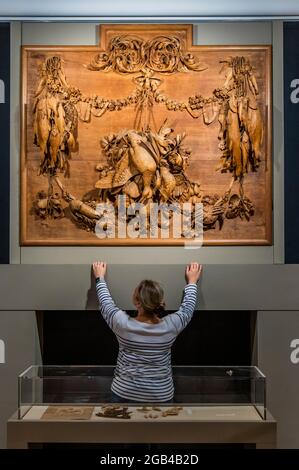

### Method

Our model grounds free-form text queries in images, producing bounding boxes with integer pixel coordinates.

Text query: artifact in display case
[41,405,94,420]
[21,24,272,246]
[18,365,266,421]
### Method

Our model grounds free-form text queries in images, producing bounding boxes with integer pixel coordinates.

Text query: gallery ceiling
[1,0,299,21]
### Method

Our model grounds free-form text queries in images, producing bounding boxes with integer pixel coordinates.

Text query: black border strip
[0,23,10,264]
[284,22,299,263]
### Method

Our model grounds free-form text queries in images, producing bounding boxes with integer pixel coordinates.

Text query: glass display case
[18,365,266,421]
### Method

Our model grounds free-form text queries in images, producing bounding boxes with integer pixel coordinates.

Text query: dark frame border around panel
[284,22,299,263]
[0,23,10,264]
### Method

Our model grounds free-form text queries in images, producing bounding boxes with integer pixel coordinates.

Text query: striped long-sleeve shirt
[95,278,198,402]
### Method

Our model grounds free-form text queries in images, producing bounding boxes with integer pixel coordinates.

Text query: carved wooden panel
[21,25,272,245]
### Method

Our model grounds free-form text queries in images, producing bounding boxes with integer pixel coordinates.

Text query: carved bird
[127,131,157,201]
[159,165,176,201]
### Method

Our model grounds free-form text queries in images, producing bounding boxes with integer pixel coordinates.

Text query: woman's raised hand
[185,262,202,284]
[93,261,107,279]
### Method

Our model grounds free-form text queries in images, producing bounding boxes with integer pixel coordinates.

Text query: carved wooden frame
[20,24,272,246]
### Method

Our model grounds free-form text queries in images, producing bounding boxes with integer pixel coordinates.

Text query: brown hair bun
[136,280,165,317]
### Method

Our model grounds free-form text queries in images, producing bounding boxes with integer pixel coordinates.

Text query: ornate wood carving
[21,25,272,245]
